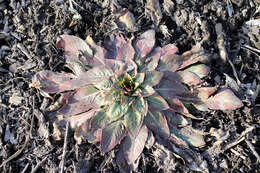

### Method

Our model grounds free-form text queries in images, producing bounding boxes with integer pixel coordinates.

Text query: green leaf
[101,120,126,152]
[124,107,143,138]
[146,93,169,111]
[122,125,148,164]
[163,110,189,127]
[104,89,121,102]
[94,77,113,90]
[132,97,148,115]
[170,126,205,147]
[142,71,163,87]
[134,73,145,89]
[144,111,170,138]
[107,101,128,121]
[91,111,110,129]
[87,66,113,80]
[140,85,155,97]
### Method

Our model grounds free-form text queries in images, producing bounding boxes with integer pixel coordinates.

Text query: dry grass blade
[60,121,70,173]
[223,126,254,151]
[245,140,260,163]
[31,156,48,173]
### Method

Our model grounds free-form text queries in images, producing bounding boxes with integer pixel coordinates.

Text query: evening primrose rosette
[31,30,243,172]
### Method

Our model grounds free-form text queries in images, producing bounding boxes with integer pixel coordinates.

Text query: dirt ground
[0,0,260,172]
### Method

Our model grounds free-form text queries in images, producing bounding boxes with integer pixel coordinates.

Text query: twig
[20,163,30,173]
[0,96,35,168]
[245,140,260,163]
[17,43,32,59]
[60,121,69,173]
[242,45,260,54]
[223,136,245,151]
[98,154,113,171]
[227,58,241,86]
[31,156,48,173]
[230,149,246,160]
[223,126,254,151]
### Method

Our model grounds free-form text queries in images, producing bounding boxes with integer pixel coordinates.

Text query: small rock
[219,159,228,169]
[9,93,23,106]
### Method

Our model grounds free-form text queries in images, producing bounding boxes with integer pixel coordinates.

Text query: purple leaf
[207,89,243,110]
[59,85,101,116]
[145,130,155,149]
[184,64,210,78]
[142,71,163,87]
[56,35,93,58]
[123,125,148,164]
[132,97,148,115]
[139,47,162,72]
[104,35,135,61]
[66,109,98,129]
[31,70,81,93]
[191,87,218,111]
[104,59,125,73]
[146,93,169,111]
[63,52,86,76]
[57,35,105,68]
[156,72,187,99]
[180,46,211,70]
[122,60,138,75]
[101,120,126,153]
[75,121,102,144]
[161,44,179,56]
[145,111,170,138]
[134,30,155,59]
[168,97,189,115]
[85,66,113,80]
[196,87,217,101]
[157,44,183,72]
[177,71,203,86]
[116,146,132,173]
[85,35,106,66]
[169,133,189,148]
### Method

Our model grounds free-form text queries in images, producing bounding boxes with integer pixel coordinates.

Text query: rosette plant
[31,30,243,171]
